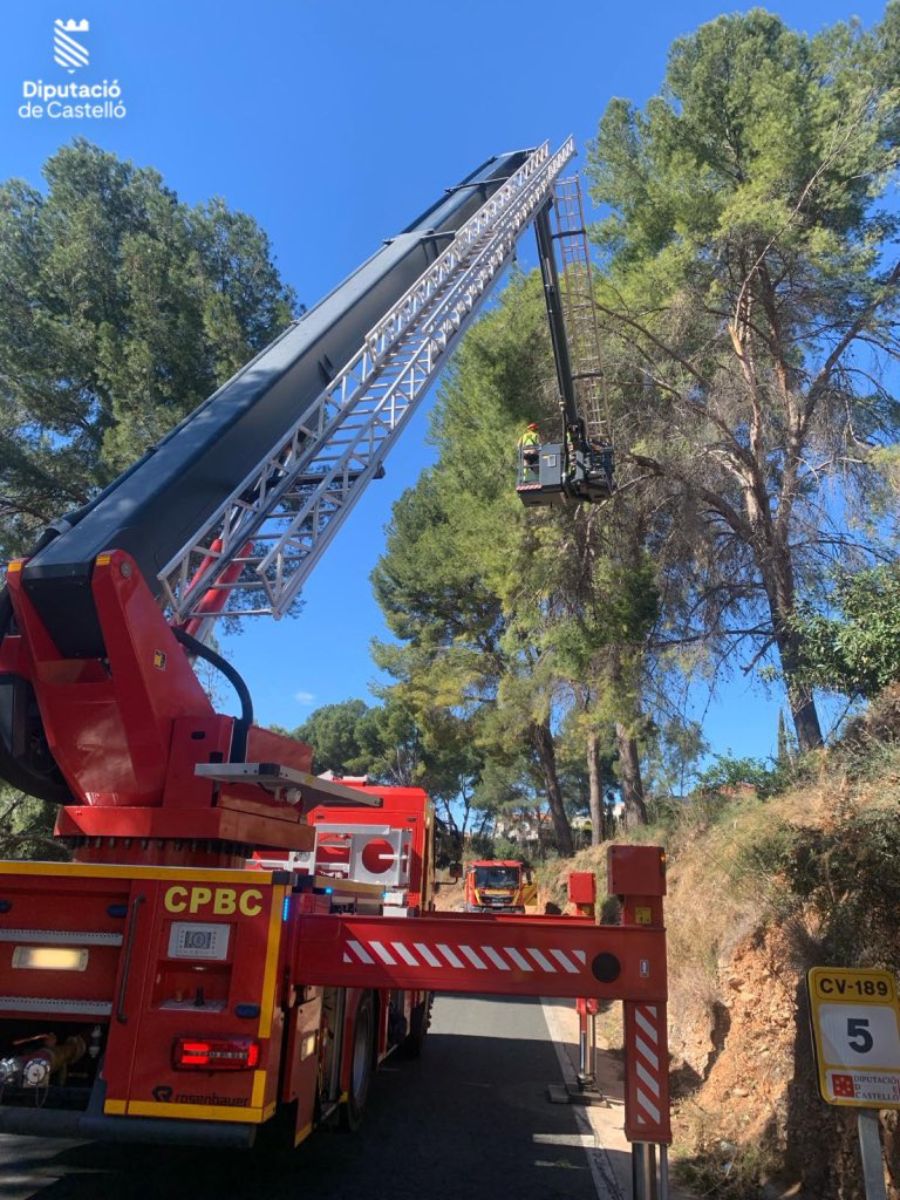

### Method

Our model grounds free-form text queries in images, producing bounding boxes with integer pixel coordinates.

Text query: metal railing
[159,138,576,631]
[552,176,608,443]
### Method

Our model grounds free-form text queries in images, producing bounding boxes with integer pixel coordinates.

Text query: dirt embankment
[432,878,465,911]
[541,695,900,1198]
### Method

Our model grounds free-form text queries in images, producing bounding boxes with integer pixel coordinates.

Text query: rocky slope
[543,693,900,1198]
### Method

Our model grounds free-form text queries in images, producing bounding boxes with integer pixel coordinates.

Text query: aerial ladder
[0,140,669,1181]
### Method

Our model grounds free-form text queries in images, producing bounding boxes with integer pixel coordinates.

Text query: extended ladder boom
[21,141,575,656]
[0,138,583,819]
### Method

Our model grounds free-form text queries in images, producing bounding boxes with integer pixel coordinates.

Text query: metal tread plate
[0,996,113,1015]
[0,929,123,946]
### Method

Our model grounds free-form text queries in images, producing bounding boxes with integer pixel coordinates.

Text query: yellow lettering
[239,890,263,917]
[163,884,264,917]
[189,887,212,914]
[213,889,236,915]
[164,885,188,913]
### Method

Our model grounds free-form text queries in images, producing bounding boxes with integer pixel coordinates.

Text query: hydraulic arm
[516,192,615,507]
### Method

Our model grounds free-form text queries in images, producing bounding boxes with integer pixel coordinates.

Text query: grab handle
[116,893,146,1024]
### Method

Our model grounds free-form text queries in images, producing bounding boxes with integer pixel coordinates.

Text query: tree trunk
[774,622,823,752]
[586,730,605,846]
[529,721,575,857]
[615,723,648,828]
[532,805,545,859]
[759,541,824,752]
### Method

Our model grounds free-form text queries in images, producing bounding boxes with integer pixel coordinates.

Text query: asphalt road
[0,996,628,1200]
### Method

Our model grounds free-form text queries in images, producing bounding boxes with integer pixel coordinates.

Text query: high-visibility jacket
[518,429,540,448]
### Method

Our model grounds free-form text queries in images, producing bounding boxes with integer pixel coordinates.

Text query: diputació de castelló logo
[53,18,90,73]
[19,18,127,121]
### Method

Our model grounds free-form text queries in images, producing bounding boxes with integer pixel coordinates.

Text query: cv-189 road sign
[807,967,900,1108]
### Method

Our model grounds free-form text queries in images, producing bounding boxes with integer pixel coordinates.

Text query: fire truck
[464,860,533,914]
[0,139,671,1157]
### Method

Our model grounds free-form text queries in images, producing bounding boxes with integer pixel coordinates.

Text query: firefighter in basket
[517,422,541,482]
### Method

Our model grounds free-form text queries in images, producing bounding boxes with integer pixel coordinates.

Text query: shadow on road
[1,997,631,1200]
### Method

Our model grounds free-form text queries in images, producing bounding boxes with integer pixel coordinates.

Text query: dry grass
[536,732,900,1197]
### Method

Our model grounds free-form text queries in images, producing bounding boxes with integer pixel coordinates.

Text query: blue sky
[1,0,885,763]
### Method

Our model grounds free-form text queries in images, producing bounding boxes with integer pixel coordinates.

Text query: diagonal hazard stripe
[636,1061,660,1097]
[347,939,374,964]
[526,948,556,973]
[550,948,580,974]
[635,1006,659,1043]
[481,946,511,971]
[635,1035,659,1071]
[340,939,592,975]
[413,941,440,967]
[391,942,418,966]
[637,1088,661,1124]
[459,945,487,970]
[437,943,463,968]
[369,940,396,966]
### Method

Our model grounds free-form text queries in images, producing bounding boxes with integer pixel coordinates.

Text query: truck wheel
[340,992,374,1132]
[400,993,433,1059]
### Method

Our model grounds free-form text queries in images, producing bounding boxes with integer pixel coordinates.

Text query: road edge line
[541,997,626,1200]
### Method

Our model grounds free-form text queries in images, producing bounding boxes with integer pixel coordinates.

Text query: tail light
[173,1037,259,1070]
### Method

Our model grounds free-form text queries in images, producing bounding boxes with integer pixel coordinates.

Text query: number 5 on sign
[807,968,900,1108]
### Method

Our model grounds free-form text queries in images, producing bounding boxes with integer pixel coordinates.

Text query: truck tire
[339,992,374,1132]
[400,993,433,1059]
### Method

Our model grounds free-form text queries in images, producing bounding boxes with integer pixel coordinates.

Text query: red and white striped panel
[293,912,667,1001]
[343,936,587,977]
[624,1001,671,1144]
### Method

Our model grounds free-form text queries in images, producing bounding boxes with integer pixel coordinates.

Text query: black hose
[171,628,253,764]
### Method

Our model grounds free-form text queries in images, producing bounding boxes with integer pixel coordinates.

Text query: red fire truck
[0,140,671,1154]
[464,860,531,914]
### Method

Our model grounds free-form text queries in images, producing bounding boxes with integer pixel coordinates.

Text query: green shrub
[783,809,900,968]
[644,795,682,831]
[731,821,798,889]
[695,754,791,800]
[792,565,900,699]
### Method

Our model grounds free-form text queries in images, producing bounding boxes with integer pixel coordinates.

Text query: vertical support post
[659,1144,670,1200]
[623,1001,671,1143]
[575,997,598,1088]
[608,845,671,1147]
[632,1143,658,1200]
[857,1111,888,1200]
[577,1000,590,1084]
[569,871,599,1091]
[587,1009,597,1084]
